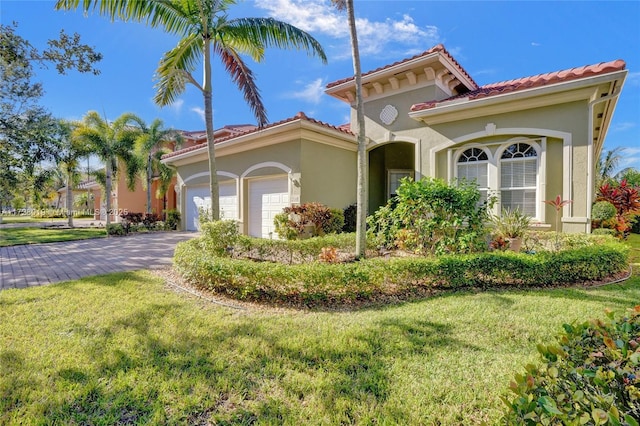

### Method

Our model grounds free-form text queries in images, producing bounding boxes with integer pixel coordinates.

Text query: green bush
[106,223,125,236]
[200,220,239,256]
[342,203,357,233]
[367,177,491,255]
[274,202,345,240]
[164,209,180,230]
[174,237,629,307]
[501,306,640,425]
[593,228,617,236]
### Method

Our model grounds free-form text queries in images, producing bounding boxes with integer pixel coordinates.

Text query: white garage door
[249,177,289,238]
[185,182,237,231]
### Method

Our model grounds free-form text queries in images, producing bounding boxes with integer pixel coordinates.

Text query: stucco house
[163,44,627,235]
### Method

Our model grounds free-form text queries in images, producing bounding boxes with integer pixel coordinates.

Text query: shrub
[200,220,239,257]
[491,207,532,239]
[174,236,629,307]
[597,180,640,234]
[342,203,357,233]
[592,201,617,225]
[274,202,344,240]
[593,228,616,236]
[367,177,491,255]
[142,213,162,229]
[106,223,125,236]
[501,306,640,425]
[165,209,180,230]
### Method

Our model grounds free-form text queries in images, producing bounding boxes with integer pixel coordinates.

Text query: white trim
[183,170,238,185]
[241,161,292,178]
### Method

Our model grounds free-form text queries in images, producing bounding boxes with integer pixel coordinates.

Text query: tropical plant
[131,117,180,214]
[55,0,327,222]
[367,177,490,255]
[54,120,90,227]
[543,195,573,251]
[591,200,617,230]
[596,146,624,187]
[491,207,531,239]
[73,111,142,228]
[332,0,367,259]
[597,179,640,235]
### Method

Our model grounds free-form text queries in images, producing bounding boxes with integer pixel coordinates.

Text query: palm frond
[215,44,267,127]
[225,17,327,64]
[154,33,201,105]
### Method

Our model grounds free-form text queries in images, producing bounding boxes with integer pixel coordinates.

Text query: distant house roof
[162,112,353,160]
[410,59,626,112]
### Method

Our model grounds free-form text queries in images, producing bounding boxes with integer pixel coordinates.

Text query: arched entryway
[368,142,415,214]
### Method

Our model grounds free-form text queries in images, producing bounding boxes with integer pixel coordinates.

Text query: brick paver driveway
[0,232,196,290]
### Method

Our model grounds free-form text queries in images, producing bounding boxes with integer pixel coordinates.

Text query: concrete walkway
[0,232,196,290]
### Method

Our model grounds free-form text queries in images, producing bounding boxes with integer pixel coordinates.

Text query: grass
[0,216,59,224]
[1,240,639,424]
[0,227,106,247]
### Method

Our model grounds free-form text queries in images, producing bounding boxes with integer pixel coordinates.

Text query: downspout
[587,87,621,226]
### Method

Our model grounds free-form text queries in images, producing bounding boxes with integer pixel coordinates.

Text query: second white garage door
[248,177,289,238]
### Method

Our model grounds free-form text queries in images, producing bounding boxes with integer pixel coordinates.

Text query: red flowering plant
[596,180,640,236]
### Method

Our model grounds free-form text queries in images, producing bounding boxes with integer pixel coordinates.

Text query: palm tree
[73,111,141,228]
[55,0,327,220]
[596,146,624,187]
[332,0,367,258]
[131,118,181,215]
[54,119,89,227]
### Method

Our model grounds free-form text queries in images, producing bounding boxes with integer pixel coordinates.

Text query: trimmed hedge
[501,306,640,425]
[173,238,629,307]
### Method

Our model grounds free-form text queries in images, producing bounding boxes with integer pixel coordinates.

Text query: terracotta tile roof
[162,112,354,160]
[410,59,626,112]
[326,44,478,89]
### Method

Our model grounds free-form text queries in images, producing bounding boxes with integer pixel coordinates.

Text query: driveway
[0,232,196,290]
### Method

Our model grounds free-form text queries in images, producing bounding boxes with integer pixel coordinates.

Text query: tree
[596,146,624,187]
[332,0,367,258]
[132,118,181,215]
[55,0,327,220]
[73,111,141,228]
[54,120,90,227]
[0,22,101,219]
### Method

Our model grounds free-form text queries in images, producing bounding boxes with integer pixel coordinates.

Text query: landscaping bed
[174,230,630,308]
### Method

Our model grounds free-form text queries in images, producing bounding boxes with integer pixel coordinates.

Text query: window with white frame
[499,143,537,216]
[457,147,489,204]
[388,169,414,198]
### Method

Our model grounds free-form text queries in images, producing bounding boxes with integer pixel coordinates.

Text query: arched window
[500,143,537,216]
[457,147,489,203]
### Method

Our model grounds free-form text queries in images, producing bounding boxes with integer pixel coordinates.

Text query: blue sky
[3,0,639,170]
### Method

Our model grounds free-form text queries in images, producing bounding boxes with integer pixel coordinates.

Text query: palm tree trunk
[66,167,74,228]
[105,160,112,229]
[346,0,367,259]
[147,154,153,214]
[203,36,220,221]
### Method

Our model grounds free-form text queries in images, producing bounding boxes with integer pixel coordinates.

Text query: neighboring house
[163,44,627,235]
[55,180,100,212]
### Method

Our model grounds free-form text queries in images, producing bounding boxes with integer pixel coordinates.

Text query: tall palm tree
[55,0,327,220]
[596,146,624,187]
[73,111,141,228]
[131,118,181,215]
[333,0,367,258]
[54,119,89,227]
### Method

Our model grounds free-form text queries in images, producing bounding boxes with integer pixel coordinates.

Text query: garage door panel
[186,183,237,231]
[249,177,289,238]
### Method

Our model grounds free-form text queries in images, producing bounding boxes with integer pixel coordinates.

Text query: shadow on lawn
[36,302,475,424]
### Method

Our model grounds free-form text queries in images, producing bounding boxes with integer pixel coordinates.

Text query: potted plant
[490,207,531,252]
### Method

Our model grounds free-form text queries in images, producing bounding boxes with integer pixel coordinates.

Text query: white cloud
[531,42,541,47]
[622,147,640,156]
[612,121,636,132]
[627,71,640,86]
[168,98,184,113]
[254,0,441,58]
[191,106,205,123]
[283,78,325,104]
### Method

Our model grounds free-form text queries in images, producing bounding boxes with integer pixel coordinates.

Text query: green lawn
[0,216,59,224]
[1,261,639,424]
[0,227,106,247]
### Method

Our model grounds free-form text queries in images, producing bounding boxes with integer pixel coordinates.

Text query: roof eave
[409,70,628,123]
